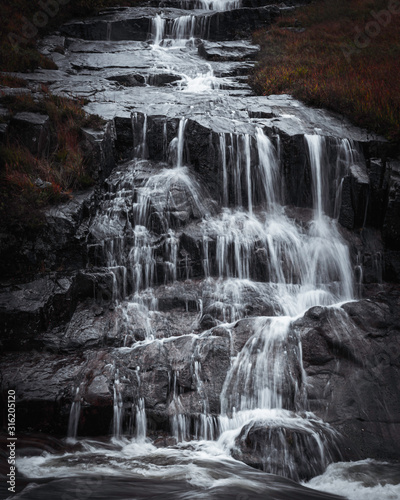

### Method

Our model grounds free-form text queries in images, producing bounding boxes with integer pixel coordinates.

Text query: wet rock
[0,351,86,434]
[81,121,117,182]
[198,41,259,61]
[107,74,146,87]
[9,112,50,157]
[339,163,370,230]
[60,6,280,42]
[232,415,341,481]
[296,298,400,461]
[0,275,76,350]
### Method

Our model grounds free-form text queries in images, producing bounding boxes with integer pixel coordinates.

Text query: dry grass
[250,0,400,141]
[0,90,106,230]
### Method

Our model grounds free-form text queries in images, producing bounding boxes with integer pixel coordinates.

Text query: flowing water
[8,1,400,499]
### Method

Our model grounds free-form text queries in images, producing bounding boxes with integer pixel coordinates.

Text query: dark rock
[383,160,400,250]
[297,299,400,461]
[232,415,341,481]
[81,121,117,182]
[106,74,145,86]
[198,41,259,61]
[0,275,76,350]
[339,163,369,230]
[9,112,50,157]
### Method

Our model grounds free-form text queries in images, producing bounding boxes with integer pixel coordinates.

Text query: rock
[60,7,279,42]
[232,414,341,481]
[198,41,259,61]
[339,163,370,230]
[35,178,52,189]
[296,299,400,461]
[0,275,76,350]
[106,74,145,87]
[81,121,116,182]
[9,112,50,157]
[383,160,400,250]
[0,123,8,143]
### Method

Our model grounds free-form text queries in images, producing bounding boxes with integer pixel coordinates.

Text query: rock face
[9,112,50,157]
[298,298,400,461]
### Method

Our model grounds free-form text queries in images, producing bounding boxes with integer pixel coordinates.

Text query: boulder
[9,112,50,157]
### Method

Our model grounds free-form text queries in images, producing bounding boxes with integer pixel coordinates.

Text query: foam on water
[305,460,400,500]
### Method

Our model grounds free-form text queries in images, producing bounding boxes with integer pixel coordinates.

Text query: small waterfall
[198,0,241,9]
[256,127,280,208]
[135,398,147,441]
[305,134,326,221]
[132,113,148,159]
[220,317,302,415]
[177,117,187,168]
[67,387,81,440]
[171,15,196,41]
[217,316,340,481]
[219,133,228,206]
[134,367,147,441]
[151,14,166,45]
[244,134,252,215]
[113,370,124,439]
[170,370,189,441]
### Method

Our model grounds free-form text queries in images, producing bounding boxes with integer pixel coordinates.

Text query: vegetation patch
[250,0,400,141]
[0,89,106,233]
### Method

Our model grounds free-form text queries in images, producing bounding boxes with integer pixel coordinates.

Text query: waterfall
[305,134,326,221]
[67,387,81,440]
[135,398,147,441]
[151,14,166,45]
[256,127,280,208]
[219,133,228,206]
[177,117,187,169]
[113,370,124,439]
[171,15,196,41]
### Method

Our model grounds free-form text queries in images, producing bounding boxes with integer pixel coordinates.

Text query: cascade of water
[219,133,228,206]
[220,316,303,415]
[135,398,147,441]
[171,15,196,41]
[256,127,280,208]
[151,14,166,45]
[198,0,241,10]
[305,134,326,221]
[177,117,187,168]
[67,387,81,440]
[244,134,252,215]
[132,113,148,159]
[134,367,147,441]
[233,134,243,207]
[113,370,124,439]
[170,370,189,441]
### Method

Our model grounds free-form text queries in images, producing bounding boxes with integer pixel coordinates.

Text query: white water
[305,460,400,500]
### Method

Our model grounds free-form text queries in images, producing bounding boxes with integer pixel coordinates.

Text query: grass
[0,89,107,232]
[250,0,400,142]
